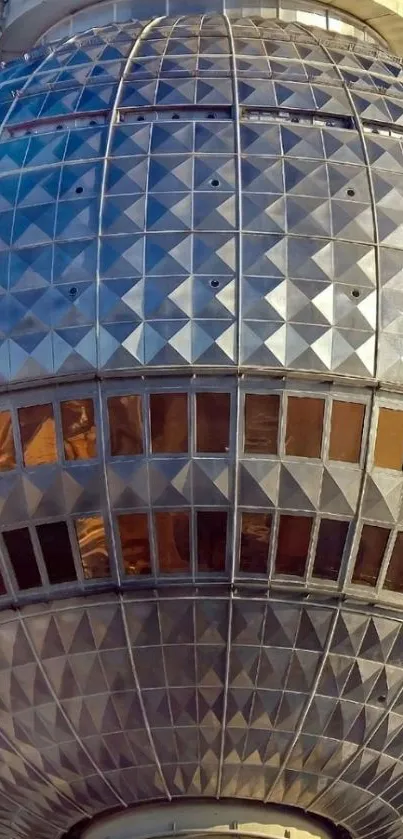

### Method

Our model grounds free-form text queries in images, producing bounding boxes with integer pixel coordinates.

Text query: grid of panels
[0,594,403,839]
[0,377,402,604]
[0,16,403,380]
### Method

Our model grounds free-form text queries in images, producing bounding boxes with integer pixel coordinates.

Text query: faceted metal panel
[0,16,403,382]
[0,594,403,839]
[2,15,403,839]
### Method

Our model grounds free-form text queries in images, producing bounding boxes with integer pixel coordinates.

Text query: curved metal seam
[119,595,172,801]
[94,15,164,373]
[291,22,381,607]
[215,13,240,799]
[264,605,340,802]
[16,611,128,807]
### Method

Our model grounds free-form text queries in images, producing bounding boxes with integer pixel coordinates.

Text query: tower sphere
[1,6,403,839]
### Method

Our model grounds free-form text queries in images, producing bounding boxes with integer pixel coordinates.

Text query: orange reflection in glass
[286,397,324,458]
[313,519,349,582]
[196,393,230,452]
[197,511,227,572]
[108,394,143,456]
[384,531,403,593]
[374,408,403,470]
[18,403,58,467]
[240,512,271,573]
[75,516,110,579]
[0,411,16,471]
[150,393,188,453]
[155,511,190,573]
[276,515,312,577]
[352,524,390,587]
[118,513,151,576]
[244,394,279,454]
[61,399,96,460]
[329,401,365,463]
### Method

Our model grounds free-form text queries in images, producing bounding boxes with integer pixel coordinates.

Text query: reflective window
[150,393,188,453]
[75,516,109,579]
[374,408,403,470]
[3,527,42,591]
[155,511,190,573]
[18,403,58,467]
[329,401,365,463]
[276,515,312,576]
[197,511,227,572]
[118,513,151,575]
[108,394,143,456]
[61,399,96,460]
[313,519,349,581]
[3,528,41,590]
[239,512,271,573]
[384,531,403,593]
[244,394,279,454]
[352,524,390,587]
[0,411,16,471]
[196,392,230,453]
[37,522,77,584]
[286,397,324,458]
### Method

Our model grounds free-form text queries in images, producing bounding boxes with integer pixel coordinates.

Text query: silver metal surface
[1,14,403,839]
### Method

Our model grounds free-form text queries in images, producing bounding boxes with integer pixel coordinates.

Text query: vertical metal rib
[95,16,163,372]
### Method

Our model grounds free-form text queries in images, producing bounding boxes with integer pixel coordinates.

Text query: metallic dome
[2,13,403,839]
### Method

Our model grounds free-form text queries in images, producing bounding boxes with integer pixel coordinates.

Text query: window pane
[118,513,151,576]
[329,401,365,463]
[240,512,271,573]
[384,531,403,593]
[276,515,312,576]
[75,516,109,579]
[61,399,96,460]
[352,524,390,587]
[150,393,188,453]
[18,403,58,466]
[155,511,190,573]
[3,528,41,590]
[313,519,349,581]
[37,522,77,584]
[0,410,16,471]
[108,394,143,456]
[286,397,324,458]
[244,394,279,454]
[374,408,403,470]
[196,392,230,453]
[197,511,227,572]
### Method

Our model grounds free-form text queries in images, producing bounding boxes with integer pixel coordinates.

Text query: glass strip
[118,512,151,575]
[239,512,271,573]
[155,511,190,573]
[108,394,143,456]
[244,394,279,454]
[197,510,227,571]
[196,392,230,453]
[75,516,110,579]
[286,397,324,458]
[276,515,312,576]
[329,401,365,463]
[352,524,390,587]
[0,411,16,472]
[313,519,349,581]
[18,403,58,467]
[374,408,403,470]
[150,393,188,453]
[36,521,77,584]
[61,399,97,461]
[3,528,41,590]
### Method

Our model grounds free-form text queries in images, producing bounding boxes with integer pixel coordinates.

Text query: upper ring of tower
[0,0,402,58]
